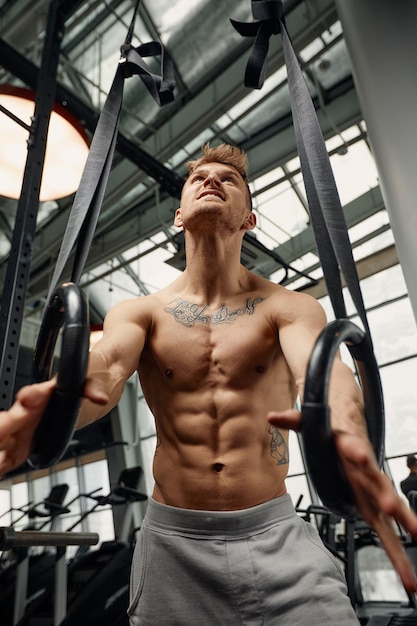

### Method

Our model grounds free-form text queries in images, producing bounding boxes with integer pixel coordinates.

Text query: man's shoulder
[105,293,162,325]
[402,473,417,489]
[243,275,325,331]
[107,281,187,319]
[259,278,323,312]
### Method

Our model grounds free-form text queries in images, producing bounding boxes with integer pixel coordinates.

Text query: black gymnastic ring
[28,283,90,469]
[300,319,385,519]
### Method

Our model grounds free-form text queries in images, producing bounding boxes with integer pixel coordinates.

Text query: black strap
[231,1,371,341]
[231,0,282,90]
[45,0,175,307]
[28,1,176,469]
[232,2,387,517]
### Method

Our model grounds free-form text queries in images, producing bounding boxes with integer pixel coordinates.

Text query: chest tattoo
[164,296,266,327]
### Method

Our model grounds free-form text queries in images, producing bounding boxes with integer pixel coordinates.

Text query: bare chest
[140,296,281,388]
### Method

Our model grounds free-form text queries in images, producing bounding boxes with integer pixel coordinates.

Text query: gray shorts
[128,495,359,625]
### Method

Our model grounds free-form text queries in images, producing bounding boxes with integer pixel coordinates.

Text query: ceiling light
[0,85,90,201]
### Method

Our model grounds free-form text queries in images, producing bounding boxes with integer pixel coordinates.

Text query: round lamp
[0,85,90,201]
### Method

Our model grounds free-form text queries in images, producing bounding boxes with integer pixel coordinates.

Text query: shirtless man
[1,144,416,625]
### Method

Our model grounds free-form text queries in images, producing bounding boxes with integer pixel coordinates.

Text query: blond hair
[186,143,253,210]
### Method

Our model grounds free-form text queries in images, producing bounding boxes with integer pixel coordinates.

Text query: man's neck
[180,233,248,303]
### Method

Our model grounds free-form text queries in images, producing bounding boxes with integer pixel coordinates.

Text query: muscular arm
[0,296,150,475]
[76,299,148,429]
[269,289,417,593]
[277,291,364,435]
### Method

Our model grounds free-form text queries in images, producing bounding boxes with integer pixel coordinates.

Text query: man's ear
[174,208,183,227]
[244,212,256,231]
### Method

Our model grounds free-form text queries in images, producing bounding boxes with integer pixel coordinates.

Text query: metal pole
[0,0,65,409]
[0,527,99,550]
[13,548,29,624]
[335,0,417,321]
[54,546,68,626]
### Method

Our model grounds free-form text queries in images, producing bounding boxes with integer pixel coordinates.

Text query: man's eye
[193,176,204,182]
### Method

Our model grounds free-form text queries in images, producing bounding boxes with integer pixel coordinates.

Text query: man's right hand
[0,380,57,476]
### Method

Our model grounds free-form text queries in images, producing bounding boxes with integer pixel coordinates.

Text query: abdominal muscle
[137,301,297,511]
[142,378,292,511]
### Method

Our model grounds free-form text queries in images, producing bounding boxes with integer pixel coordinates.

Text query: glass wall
[0,455,114,559]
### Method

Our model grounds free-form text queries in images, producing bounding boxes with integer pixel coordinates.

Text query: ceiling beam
[303,244,399,300]
[254,185,386,283]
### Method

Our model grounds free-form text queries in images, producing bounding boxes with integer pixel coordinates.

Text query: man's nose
[203,173,220,187]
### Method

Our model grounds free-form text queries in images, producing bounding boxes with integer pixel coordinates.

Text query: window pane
[360,264,408,311]
[380,358,417,457]
[255,177,308,246]
[328,140,379,206]
[52,466,80,530]
[11,482,28,527]
[82,460,112,535]
[141,436,157,497]
[88,509,115,544]
[32,475,52,507]
[84,459,110,496]
[366,299,417,365]
[288,430,304,474]
[333,264,408,319]
[386,455,414,504]
[0,487,11,526]
[285,474,311,510]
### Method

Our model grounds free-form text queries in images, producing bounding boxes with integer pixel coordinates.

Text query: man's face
[175,162,255,234]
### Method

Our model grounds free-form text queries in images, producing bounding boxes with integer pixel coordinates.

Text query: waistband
[144,494,296,538]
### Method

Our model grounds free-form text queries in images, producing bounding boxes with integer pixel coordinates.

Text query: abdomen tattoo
[267,425,289,465]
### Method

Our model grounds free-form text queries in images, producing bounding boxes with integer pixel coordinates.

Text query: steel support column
[336,0,417,322]
[0,0,65,408]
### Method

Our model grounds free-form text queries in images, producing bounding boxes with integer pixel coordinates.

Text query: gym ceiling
[0,0,393,326]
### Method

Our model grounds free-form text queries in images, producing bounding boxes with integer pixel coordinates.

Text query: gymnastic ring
[300,319,385,519]
[28,283,90,469]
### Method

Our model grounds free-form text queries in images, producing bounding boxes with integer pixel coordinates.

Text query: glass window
[53,466,80,530]
[321,264,408,321]
[287,433,312,509]
[380,358,417,458]
[84,459,111,496]
[255,177,309,247]
[10,482,29,526]
[87,509,115,544]
[288,430,304,474]
[353,230,395,263]
[328,140,379,206]
[365,299,417,365]
[285,474,311,511]
[348,211,390,248]
[0,487,11,526]
[140,436,157,497]
[387,455,414,504]
[251,166,284,194]
[360,264,408,311]
[77,459,113,537]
